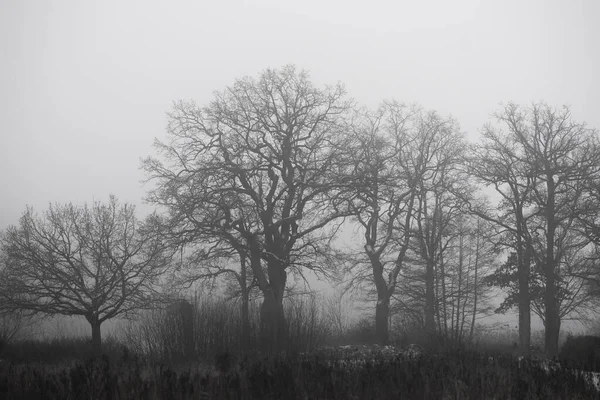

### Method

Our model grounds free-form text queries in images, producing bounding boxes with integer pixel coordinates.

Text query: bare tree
[486,243,600,333]
[467,117,538,354]
[0,196,173,355]
[143,66,352,348]
[0,309,33,350]
[438,216,496,344]
[412,122,465,343]
[573,166,600,293]
[322,287,353,338]
[393,214,495,346]
[477,103,600,356]
[342,102,462,344]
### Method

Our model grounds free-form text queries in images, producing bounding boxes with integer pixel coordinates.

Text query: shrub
[559,335,600,372]
[0,335,127,364]
[339,316,375,345]
[0,347,598,399]
[118,293,332,363]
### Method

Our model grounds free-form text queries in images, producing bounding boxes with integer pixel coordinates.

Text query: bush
[0,347,597,399]
[559,335,600,372]
[338,316,375,345]
[0,335,127,364]
[118,294,332,363]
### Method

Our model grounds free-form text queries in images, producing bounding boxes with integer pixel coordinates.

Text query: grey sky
[1,0,598,337]
[1,0,598,230]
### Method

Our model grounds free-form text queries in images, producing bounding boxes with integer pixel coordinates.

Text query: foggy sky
[1,0,599,337]
[1,0,599,230]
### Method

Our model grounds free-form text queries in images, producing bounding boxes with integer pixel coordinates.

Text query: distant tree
[395,214,496,346]
[0,196,173,355]
[0,309,32,351]
[322,288,353,338]
[485,246,600,330]
[143,65,352,349]
[411,120,466,342]
[573,168,600,294]
[436,216,497,344]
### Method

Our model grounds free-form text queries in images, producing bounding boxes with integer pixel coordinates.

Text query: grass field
[1,343,598,399]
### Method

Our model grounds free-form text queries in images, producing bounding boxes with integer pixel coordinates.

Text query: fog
[1,0,599,339]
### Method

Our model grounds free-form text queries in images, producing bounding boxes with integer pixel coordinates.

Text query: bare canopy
[0,195,173,354]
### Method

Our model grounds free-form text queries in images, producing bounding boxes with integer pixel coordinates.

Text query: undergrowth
[0,347,597,399]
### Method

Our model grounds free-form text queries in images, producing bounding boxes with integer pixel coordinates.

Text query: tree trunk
[435,260,442,336]
[375,295,390,345]
[440,246,448,338]
[450,276,456,340]
[456,234,464,343]
[545,273,560,357]
[469,233,480,342]
[545,174,560,357]
[89,316,102,357]
[260,260,287,351]
[425,259,436,342]
[260,290,286,351]
[418,190,438,346]
[369,251,391,345]
[239,252,251,351]
[518,242,531,354]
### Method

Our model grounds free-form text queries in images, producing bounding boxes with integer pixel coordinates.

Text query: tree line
[1,66,599,358]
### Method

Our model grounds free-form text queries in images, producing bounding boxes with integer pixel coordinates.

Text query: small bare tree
[0,196,173,355]
[0,309,32,351]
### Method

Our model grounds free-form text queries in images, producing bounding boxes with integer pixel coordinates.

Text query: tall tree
[467,113,538,353]
[0,196,173,355]
[343,102,462,344]
[143,66,352,348]
[478,103,600,356]
[412,120,465,342]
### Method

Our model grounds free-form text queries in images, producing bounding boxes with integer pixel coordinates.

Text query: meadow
[1,297,600,399]
[1,342,599,399]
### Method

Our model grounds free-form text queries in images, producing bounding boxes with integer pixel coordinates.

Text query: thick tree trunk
[260,291,286,351]
[260,260,287,351]
[369,252,391,345]
[375,296,390,345]
[89,317,102,357]
[244,236,287,352]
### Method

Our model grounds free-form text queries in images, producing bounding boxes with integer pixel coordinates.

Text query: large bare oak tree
[143,66,352,348]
